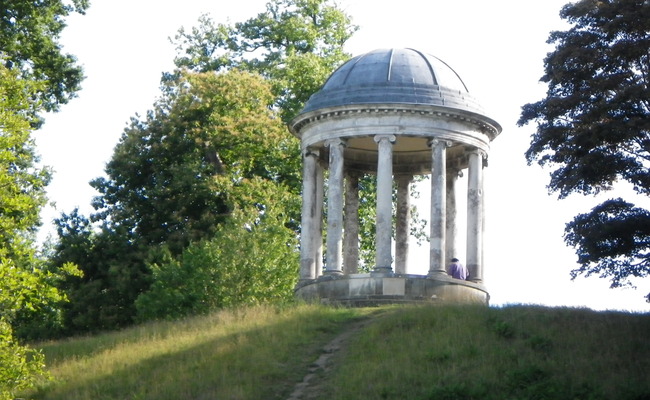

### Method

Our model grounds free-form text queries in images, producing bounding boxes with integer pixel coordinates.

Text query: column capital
[465,147,488,168]
[304,148,320,158]
[465,147,487,158]
[428,138,452,148]
[325,138,347,148]
[373,134,396,144]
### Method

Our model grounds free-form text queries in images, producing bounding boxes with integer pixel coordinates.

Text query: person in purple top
[447,258,469,280]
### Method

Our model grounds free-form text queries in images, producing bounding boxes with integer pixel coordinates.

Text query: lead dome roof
[300,48,485,115]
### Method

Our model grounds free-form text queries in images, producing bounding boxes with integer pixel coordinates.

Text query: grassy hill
[23,303,650,400]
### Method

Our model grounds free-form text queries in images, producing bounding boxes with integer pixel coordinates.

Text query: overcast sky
[34,0,650,312]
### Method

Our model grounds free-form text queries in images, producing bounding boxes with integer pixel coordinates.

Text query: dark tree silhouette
[518,0,650,301]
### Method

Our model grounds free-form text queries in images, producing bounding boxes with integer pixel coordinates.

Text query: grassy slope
[324,305,650,400]
[25,304,650,400]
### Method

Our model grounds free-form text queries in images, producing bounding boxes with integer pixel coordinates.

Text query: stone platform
[295,273,489,306]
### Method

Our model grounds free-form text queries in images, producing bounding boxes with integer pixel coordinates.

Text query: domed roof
[300,48,485,115]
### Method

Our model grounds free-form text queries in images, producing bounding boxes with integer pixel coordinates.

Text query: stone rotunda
[289,48,502,305]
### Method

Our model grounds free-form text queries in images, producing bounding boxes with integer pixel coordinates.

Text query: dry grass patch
[27,304,369,400]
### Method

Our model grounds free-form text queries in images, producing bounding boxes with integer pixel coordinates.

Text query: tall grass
[26,304,370,400]
[23,304,650,400]
[323,305,650,400]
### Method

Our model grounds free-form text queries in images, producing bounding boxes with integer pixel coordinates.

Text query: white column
[429,139,449,275]
[314,160,324,277]
[325,138,345,274]
[343,171,360,274]
[481,157,488,279]
[299,149,318,280]
[395,174,411,274]
[374,134,396,273]
[466,149,485,282]
[446,168,461,264]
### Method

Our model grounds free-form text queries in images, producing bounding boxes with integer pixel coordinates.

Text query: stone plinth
[295,273,489,306]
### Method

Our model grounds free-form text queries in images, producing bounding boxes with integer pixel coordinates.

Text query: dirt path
[285,317,373,400]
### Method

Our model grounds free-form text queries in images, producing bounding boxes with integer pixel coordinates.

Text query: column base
[295,273,490,306]
[324,269,344,276]
[371,266,393,277]
[427,270,448,277]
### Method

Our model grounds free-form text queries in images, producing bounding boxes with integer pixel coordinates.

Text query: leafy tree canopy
[518,0,650,301]
[1,0,88,116]
[0,65,49,265]
[565,198,650,293]
[170,0,357,121]
[90,69,299,253]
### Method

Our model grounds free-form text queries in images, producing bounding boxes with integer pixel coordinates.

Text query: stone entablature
[292,104,500,143]
[291,104,499,175]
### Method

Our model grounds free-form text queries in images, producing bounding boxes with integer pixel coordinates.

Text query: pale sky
[35,0,650,312]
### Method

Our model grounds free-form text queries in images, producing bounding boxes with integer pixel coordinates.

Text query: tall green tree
[53,69,302,330]
[0,66,50,397]
[1,0,87,393]
[51,0,358,330]
[0,0,88,271]
[518,0,650,301]
[49,3,431,333]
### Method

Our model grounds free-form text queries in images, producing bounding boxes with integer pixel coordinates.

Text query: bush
[136,205,298,321]
[0,319,48,400]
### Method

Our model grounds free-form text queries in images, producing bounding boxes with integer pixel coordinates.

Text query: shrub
[136,205,298,321]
